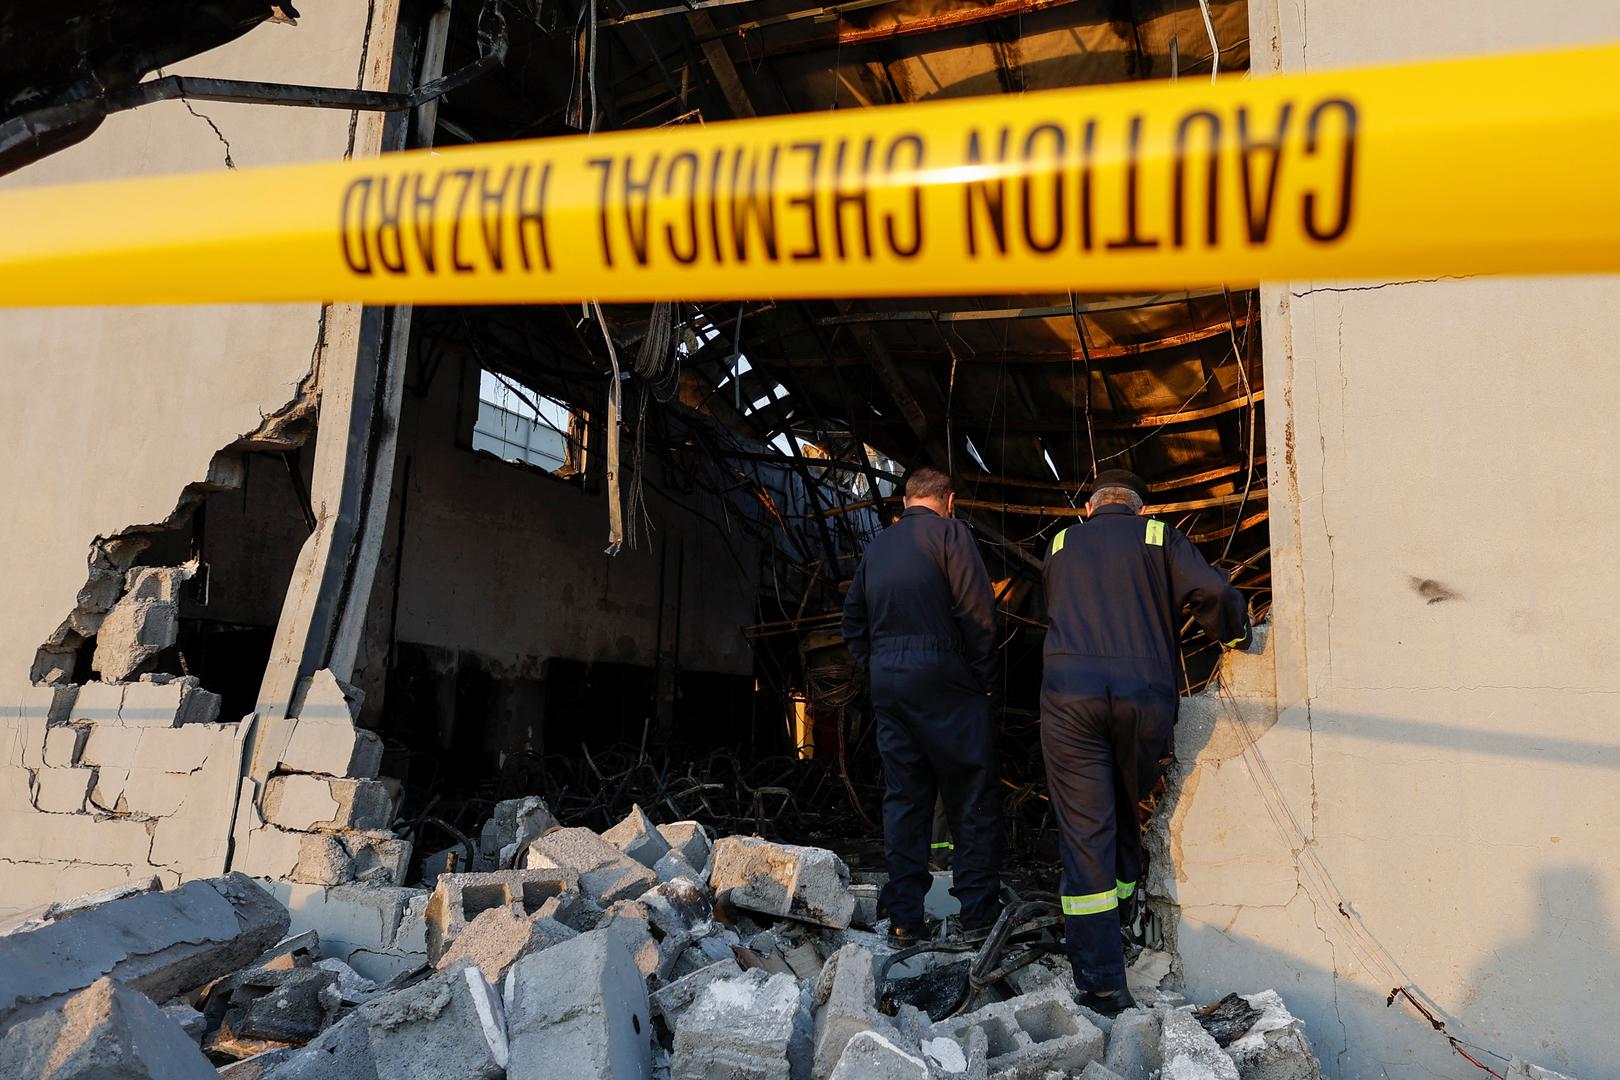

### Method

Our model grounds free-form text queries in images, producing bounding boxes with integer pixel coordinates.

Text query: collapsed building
[0,1,1616,1078]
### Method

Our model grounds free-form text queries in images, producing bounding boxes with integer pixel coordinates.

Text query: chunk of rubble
[526,826,657,907]
[505,928,653,1080]
[162,999,208,1043]
[1080,1063,1127,1080]
[829,1030,930,1080]
[600,900,664,979]
[423,868,582,961]
[1222,991,1323,1080]
[92,566,190,682]
[932,983,1105,1079]
[605,804,674,868]
[812,944,892,1077]
[672,969,804,1080]
[656,849,701,884]
[267,967,505,1080]
[477,795,558,870]
[652,957,745,1026]
[211,966,342,1049]
[1102,1008,1163,1080]
[1160,1007,1241,1080]
[262,774,395,832]
[0,977,219,1080]
[710,836,856,929]
[657,820,713,873]
[0,873,289,1028]
[436,905,579,983]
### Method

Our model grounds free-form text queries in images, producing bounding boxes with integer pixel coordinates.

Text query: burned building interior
[21,0,1266,927]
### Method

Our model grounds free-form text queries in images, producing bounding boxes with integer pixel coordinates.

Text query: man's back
[1044,505,1248,688]
[843,506,996,690]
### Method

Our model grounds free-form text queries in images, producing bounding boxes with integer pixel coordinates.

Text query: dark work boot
[1077,988,1138,1018]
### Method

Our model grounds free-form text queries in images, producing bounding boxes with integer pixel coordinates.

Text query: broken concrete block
[641,876,717,941]
[1222,992,1322,1080]
[0,872,289,1027]
[162,999,208,1043]
[506,928,653,1080]
[673,969,802,1080]
[215,967,342,1047]
[657,820,713,871]
[656,849,701,884]
[424,868,582,961]
[110,767,192,816]
[34,875,162,922]
[710,836,855,929]
[94,585,181,682]
[280,717,383,779]
[79,722,143,767]
[217,1047,297,1078]
[605,803,673,868]
[129,722,219,771]
[476,795,557,870]
[651,957,744,1025]
[281,967,506,1080]
[237,826,354,885]
[42,723,85,766]
[922,1033,979,1077]
[1160,1008,1240,1080]
[69,681,126,724]
[828,1031,929,1080]
[600,900,664,980]
[849,883,880,929]
[812,945,890,1078]
[126,565,191,603]
[0,977,219,1079]
[312,958,379,1004]
[32,765,95,812]
[342,830,411,884]
[267,882,430,984]
[526,826,657,906]
[933,984,1105,1079]
[1080,1063,1126,1080]
[263,774,394,832]
[437,904,579,983]
[1102,1009,1162,1080]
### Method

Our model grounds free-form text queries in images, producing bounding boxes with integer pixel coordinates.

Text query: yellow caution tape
[2,42,1618,307]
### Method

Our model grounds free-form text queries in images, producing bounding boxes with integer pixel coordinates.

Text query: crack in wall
[156,68,236,170]
[1290,275,1477,297]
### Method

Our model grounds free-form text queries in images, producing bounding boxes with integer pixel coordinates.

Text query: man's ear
[946,492,957,516]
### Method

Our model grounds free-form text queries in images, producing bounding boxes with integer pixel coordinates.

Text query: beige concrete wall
[1162,4,1620,1076]
[371,357,759,681]
[0,5,398,916]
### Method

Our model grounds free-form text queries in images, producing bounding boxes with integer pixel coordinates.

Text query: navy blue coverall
[842,506,1003,930]
[1041,505,1249,991]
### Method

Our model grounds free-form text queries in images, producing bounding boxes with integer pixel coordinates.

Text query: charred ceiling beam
[755,315,1253,367]
[860,388,1264,434]
[817,289,1235,325]
[817,487,1268,519]
[0,4,508,175]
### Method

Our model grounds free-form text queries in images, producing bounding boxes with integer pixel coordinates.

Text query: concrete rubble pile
[0,797,1577,1079]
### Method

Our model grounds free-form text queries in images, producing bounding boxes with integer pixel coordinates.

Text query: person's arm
[841,559,872,671]
[1165,527,1251,649]
[945,522,999,692]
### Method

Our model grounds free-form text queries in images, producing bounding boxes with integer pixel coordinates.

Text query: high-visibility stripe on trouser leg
[1061,891,1120,916]
[1115,880,1136,900]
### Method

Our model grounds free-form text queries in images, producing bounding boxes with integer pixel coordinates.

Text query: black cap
[1091,469,1148,500]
